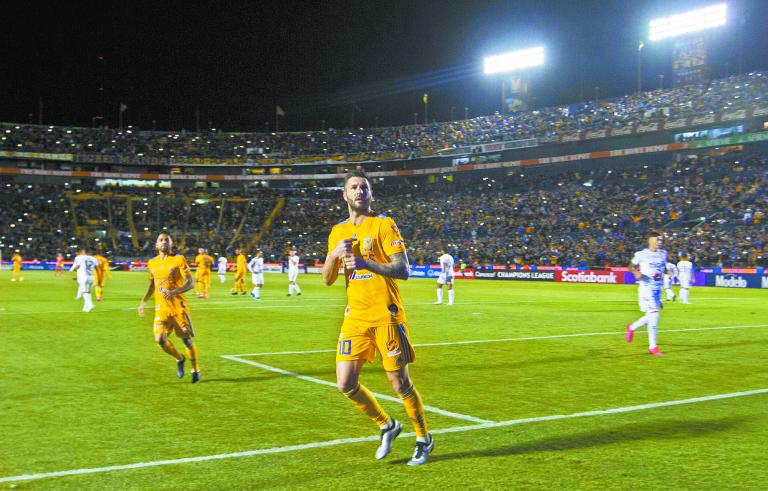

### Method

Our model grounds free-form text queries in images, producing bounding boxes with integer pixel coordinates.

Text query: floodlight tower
[483,46,544,115]
[647,3,728,87]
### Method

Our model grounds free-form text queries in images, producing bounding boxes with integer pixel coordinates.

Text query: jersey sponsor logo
[349,270,374,281]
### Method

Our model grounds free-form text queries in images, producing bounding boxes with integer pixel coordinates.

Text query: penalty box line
[221,355,493,424]
[2,388,766,484]
[227,324,768,358]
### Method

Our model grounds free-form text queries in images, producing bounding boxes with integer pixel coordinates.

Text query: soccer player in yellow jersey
[138,232,201,383]
[194,247,214,298]
[93,252,111,301]
[11,251,23,281]
[322,170,433,466]
[231,248,247,295]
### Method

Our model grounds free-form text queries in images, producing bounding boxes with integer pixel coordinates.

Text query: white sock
[288,285,294,295]
[294,284,301,294]
[630,315,647,330]
[83,293,93,310]
[436,288,443,303]
[448,290,454,305]
[666,288,675,300]
[681,289,689,303]
[253,286,260,297]
[647,311,660,349]
[75,286,83,300]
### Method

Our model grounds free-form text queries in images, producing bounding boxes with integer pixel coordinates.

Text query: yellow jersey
[327,215,407,326]
[12,254,22,270]
[94,254,110,281]
[194,254,214,275]
[147,254,191,317]
[236,254,246,274]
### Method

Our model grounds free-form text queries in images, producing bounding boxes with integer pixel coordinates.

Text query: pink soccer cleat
[648,347,663,356]
[626,324,634,343]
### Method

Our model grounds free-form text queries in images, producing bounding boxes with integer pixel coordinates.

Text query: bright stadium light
[649,3,727,41]
[483,46,544,75]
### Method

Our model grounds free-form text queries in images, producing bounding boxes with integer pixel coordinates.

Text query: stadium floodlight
[483,46,544,75]
[649,3,727,41]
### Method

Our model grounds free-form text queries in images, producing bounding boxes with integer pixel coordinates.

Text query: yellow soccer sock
[95,286,103,298]
[185,343,200,372]
[343,384,390,427]
[160,339,183,361]
[400,385,429,438]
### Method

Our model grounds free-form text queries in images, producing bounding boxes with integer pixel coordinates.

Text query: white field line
[221,355,492,424]
[227,324,768,357]
[2,388,766,484]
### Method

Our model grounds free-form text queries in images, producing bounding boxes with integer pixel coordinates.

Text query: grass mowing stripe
[222,355,493,424]
[226,324,768,357]
[2,388,765,484]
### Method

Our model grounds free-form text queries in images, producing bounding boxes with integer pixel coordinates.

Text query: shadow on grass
[389,416,754,464]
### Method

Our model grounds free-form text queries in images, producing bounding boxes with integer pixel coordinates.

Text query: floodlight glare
[483,46,544,75]
[649,3,727,41]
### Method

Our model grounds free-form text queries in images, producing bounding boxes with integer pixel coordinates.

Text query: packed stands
[2,73,767,162]
[2,152,765,268]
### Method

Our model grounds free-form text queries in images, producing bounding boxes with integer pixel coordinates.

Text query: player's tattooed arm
[165,275,194,299]
[348,251,410,280]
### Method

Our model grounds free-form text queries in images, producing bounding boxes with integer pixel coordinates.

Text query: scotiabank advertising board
[555,269,624,284]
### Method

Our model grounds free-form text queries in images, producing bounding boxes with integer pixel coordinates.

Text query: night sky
[3,0,768,132]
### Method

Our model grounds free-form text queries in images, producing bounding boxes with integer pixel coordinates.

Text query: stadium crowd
[2,73,767,161]
[2,151,766,268]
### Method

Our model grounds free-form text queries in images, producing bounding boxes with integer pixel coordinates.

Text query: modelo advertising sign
[706,273,768,289]
[555,270,624,284]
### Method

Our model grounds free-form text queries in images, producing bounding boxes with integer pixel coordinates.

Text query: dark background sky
[2,0,767,132]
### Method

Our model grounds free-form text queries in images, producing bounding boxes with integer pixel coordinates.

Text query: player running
[435,248,455,305]
[322,170,434,466]
[663,261,677,302]
[247,249,264,300]
[676,253,695,304]
[70,248,97,312]
[626,232,668,356]
[138,232,200,383]
[287,248,302,296]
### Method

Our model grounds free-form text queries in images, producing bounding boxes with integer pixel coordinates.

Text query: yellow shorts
[153,309,195,339]
[336,320,415,371]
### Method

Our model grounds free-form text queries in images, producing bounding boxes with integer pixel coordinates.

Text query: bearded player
[322,170,434,466]
[138,232,201,383]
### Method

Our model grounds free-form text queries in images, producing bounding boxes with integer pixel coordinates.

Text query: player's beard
[345,194,371,214]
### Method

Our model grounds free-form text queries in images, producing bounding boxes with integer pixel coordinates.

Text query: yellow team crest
[362,236,373,254]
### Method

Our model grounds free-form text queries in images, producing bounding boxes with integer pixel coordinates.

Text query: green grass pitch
[1,271,767,489]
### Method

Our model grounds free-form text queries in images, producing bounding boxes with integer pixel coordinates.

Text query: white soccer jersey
[437,253,455,285]
[631,248,668,286]
[288,254,300,281]
[677,260,694,288]
[663,262,677,289]
[439,254,455,276]
[70,254,97,282]
[248,256,263,274]
[217,257,228,274]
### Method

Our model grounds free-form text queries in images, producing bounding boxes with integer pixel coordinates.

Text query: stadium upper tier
[2,152,765,268]
[2,73,767,165]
